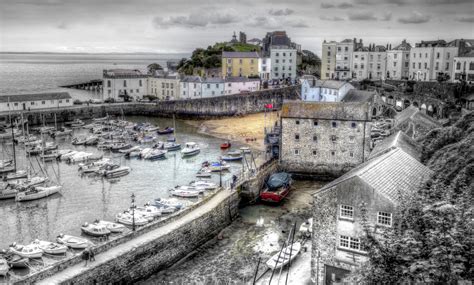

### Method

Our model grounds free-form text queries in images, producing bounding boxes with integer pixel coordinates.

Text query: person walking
[89,248,95,262]
[82,249,90,267]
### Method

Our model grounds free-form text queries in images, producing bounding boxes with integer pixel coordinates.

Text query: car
[73,99,83,105]
[104,98,115,103]
[90,99,102,104]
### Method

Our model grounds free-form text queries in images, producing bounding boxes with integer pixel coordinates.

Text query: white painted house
[201,78,225,98]
[180,76,202,99]
[224,77,260,95]
[258,57,271,80]
[300,78,354,102]
[270,47,297,80]
[102,69,148,101]
[0,92,73,112]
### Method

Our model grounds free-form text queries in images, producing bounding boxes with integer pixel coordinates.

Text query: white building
[180,76,202,100]
[351,45,387,81]
[386,40,411,80]
[102,69,147,101]
[201,78,225,98]
[224,77,260,95]
[321,41,337,80]
[258,57,271,80]
[147,73,180,100]
[335,39,355,80]
[0,92,73,112]
[409,40,458,82]
[270,47,297,80]
[300,78,354,102]
[453,50,474,82]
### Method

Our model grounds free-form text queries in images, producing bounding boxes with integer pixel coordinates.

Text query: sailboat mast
[11,120,16,173]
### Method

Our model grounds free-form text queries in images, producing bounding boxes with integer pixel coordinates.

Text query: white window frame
[294,149,300,156]
[339,235,361,251]
[339,205,354,219]
[377,211,392,227]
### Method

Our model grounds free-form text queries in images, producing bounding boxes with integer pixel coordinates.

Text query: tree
[299,50,321,77]
[147,63,163,75]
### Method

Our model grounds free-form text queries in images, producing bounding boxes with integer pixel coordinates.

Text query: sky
[0,0,473,56]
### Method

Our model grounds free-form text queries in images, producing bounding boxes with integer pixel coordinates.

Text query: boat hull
[259,187,290,203]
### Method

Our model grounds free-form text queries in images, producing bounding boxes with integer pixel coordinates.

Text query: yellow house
[222,51,260,78]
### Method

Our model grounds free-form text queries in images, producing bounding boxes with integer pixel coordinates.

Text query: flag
[264,103,273,109]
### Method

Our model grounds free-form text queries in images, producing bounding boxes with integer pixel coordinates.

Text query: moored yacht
[181,142,200,157]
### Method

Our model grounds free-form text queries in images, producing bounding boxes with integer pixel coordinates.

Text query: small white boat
[152,197,186,210]
[60,150,78,161]
[67,152,93,163]
[81,222,111,237]
[56,234,91,249]
[93,220,126,233]
[104,166,130,178]
[190,180,218,190]
[163,142,181,151]
[139,148,153,158]
[181,142,200,157]
[135,206,162,218]
[144,149,167,160]
[115,212,149,226]
[266,242,302,270]
[169,188,201,198]
[0,257,8,276]
[32,239,68,255]
[208,162,231,172]
[175,185,205,192]
[118,145,140,154]
[5,170,27,180]
[0,186,17,200]
[16,185,61,202]
[9,243,43,258]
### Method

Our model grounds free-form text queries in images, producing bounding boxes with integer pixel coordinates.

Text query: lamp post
[131,193,136,231]
[219,162,222,188]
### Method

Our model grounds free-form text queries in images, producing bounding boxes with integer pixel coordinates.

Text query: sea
[0,52,189,99]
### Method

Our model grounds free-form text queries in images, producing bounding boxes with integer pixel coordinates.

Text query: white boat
[144,149,167,160]
[190,180,218,190]
[56,234,91,249]
[0,186,17,200]
[135,206,162,218]
[0,258,8,276]
[39,126,55,134]
[67,152,93,163]
[68,119,85,128]
[139,148,153,158]
[9,243,43,258]
[175,185,205,193]
[5,170,27,180]
[32,239,68,255]
[93,220,126,233]
[16,185,61,202]
[152,197,186,210]
[81,222,111,237]
[118,145,140,154]
[169,188,201,198]
[181,142,200,157]
[266,242,302,270]
[208,162,231,172]
[13,176,48,190]
[104,166,130,178]
[60,150,78,161]
[163,142,181,151]
[299,218,313,237]
[51,128,72,137]
[57,149,73,156]
[127,150,141,158]
[115,212,149,226]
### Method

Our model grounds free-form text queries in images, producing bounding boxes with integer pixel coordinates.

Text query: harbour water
[0,53,188,99]
[0,116,257,250]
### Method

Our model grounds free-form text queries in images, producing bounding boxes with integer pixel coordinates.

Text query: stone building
[102,69,147,101]
[311,144,432,284]
[341,89,385,118]
[280,101,372,178]
[0,92,72,112]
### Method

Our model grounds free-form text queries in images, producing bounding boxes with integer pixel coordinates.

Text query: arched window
[470,62,474,71]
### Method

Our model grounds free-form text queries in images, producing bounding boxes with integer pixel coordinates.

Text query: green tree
[147,63,163,75]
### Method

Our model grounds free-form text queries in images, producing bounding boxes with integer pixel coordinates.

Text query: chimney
[389,44,392,50]
[354,38,357,45]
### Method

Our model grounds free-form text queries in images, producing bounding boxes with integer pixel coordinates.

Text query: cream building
[221,51,259,78]
[147,74,180,100]
[321,41,337,80]
[351,45,387,81]
[452,51,474,82]
[386,40,411,80]
[409,40,458,82]
[0,92,73,112]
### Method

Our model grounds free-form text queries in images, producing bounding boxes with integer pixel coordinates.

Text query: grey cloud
[456,16,474,22]
[153,11,239,28]
[353,0,406,5]
[381,12,392,21]
[268,8,294,16]
[57,22,68,29]
[320,3,335,8]
[348,11,377,21]
[248,16,309,29]
[337,2,353,8]
[398,11,430,24]
[320,16,345,21]
[288,20,309,28]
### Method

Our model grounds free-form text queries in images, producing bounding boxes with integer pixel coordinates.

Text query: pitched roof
[225,77,260,82]
[103,69,146,77]
[312,80,351,89]
[369,131,421,161]
[458,50,474,58]
[222,51,260,58]
[202,77,224,83]
[341,89,376,103]
[0,92,72,103]
[393,40,412,51]
[181,76,202,83]
[281,101,370,121]
[317,148,432,204]
[394,106,441,128]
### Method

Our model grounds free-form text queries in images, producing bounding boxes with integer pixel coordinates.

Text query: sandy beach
[186,112,280,151]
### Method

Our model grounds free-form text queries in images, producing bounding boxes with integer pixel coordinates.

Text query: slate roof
[312,80,351,90]
[369,131,421,161]
[458,50,474,58]
[103,69,146,77]
[225,77,260,82]
[393,41,412,51]
[181,76,202,83]
[341,89,376,103]
[394,106,441,128]
[281,101,370,121]
[222,51,260,58]
[0,92,72,103]
[317,148,432,204]
[202,77,225,83]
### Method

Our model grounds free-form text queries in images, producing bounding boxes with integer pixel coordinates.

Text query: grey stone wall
[240,159,279,203]
[280,117,371,179]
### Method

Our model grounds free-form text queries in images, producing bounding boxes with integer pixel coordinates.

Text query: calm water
[0,116,255,250]
[0,53,188,99]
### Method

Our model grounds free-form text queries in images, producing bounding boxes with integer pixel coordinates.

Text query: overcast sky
[1,0,473,56]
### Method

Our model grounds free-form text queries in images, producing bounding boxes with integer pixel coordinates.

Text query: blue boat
[157,127,174,135]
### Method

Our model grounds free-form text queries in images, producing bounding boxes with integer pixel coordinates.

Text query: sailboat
[163,115,181,151]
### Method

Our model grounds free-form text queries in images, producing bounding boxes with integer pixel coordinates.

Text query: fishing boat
[9,243,43,259]
[157,127,174,135]
[93,220,126,233]
[104,166,130,178]
[220,142,231,149]
[32,239,68,255]
[56,234,91,249]
[15,185,61,202]
[0,258,7,276]
[144,149,167,160]
[260,172,292,203]
[115,212,149,226]
[221,150,243,161]
[81,222,111,237]
[266,242,301,270]
[163,142,181,151]
[181,142,200,157]
[189,180,218,190]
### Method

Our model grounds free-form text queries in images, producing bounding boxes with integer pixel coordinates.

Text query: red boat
[220,142,231,149]
[260,172,292,203]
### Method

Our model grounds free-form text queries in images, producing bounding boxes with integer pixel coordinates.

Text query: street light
[219,161,222,188]
[131,193,136,231]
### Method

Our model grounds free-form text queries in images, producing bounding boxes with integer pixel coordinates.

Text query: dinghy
[189,180,218,190]
[81,222,111,237]
[115,212,149,226]
[104,166,130,178]
[266,242,302,270]
[93,220,126,233]
[32,239,68,255]
[9,243,43,259]
[56,234,91,249]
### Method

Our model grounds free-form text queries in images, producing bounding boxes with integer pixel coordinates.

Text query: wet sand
[186,112,280,151]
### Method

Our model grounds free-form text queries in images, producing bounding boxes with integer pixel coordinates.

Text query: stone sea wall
[1,86,299,126]
[240,159,279,203]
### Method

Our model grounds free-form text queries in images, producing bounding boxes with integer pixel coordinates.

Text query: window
[436,52,440,59]
[435,62,439,70]
[14,103,18,106]
[107,80,111,88]
[424,63,427,69]
[42,101,45,105]
[136,89,139,93]
[283,53,286,57]
[207,84,210,88]
[447,52,450,59]
[294,149,300,155]
[227,59,231,64]
[294,134,300,140]
[345,47,348,52]
[130,89,133,93]
[354,64,358,69]
[331,151,335,156]
[313,135,317,142]
[331,135,337,142]
[393,62,397,67]
[418,63,421,69]
[394,53,397,59]
[340,205,354,219]
[312,150,317,156]
[350,152,354,157]
[66,99,70,103]
[445,62,449,70]
[139,80,142,87]
[351,122,357,128]
[295,120,300,125]
[413,62,415,69]
[239,59,243,64]
[59,100,62,103]
[425,53,427,58]
[276,59,279,64]
[470,62,474,70]
[456,62,461,70]
[276,53,279,56]
[313,120,318,126]
[332,122,337,128]
[413,53,416,58]
[377,212,392,226]
[355,54,358,59]
[251,59,254,64]
[337,47,341,52]
[123,80,127,87]
[339,235,361,251]
[327,51,331,56]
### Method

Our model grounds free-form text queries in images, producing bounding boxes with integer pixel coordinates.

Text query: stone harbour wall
[240,158,279,203]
